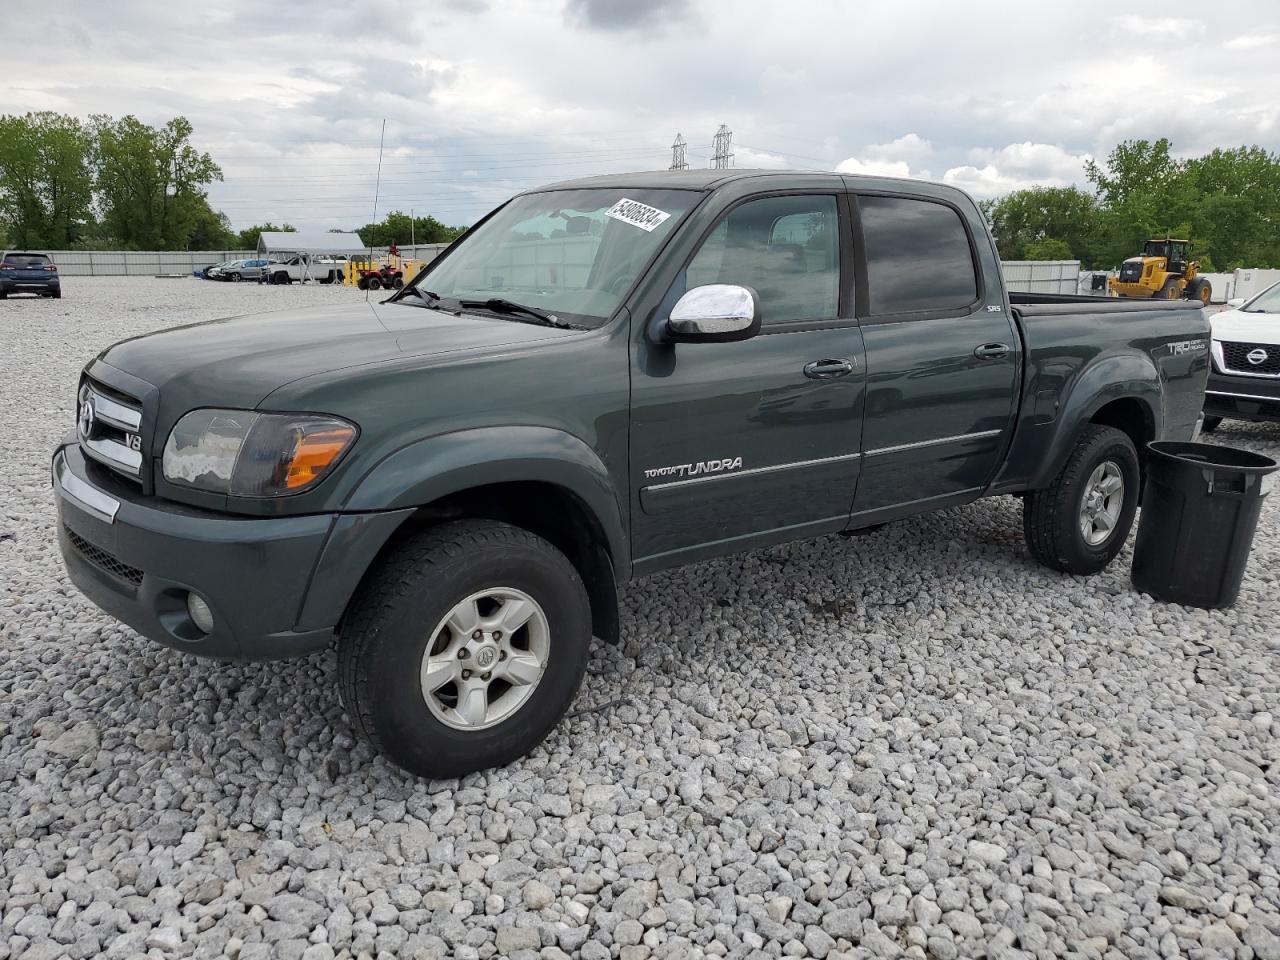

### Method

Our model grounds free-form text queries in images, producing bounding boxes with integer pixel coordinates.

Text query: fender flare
[342,425,629,570]
[1029,352,1164,490]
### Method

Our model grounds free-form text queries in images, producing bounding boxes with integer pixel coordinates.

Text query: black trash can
[1131,441,1278,609]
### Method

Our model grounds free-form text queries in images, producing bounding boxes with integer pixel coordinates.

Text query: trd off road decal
[606,198,671,232]
[644,457,743,481]
[1168,339,1207,356]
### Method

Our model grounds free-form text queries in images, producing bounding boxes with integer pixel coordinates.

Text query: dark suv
[0,252,61,298]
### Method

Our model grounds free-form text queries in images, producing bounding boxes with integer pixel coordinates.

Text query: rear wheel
[338,520,592,778]
[392,275,405,289]
[229,272,242,282]
[1023,424,1140,575]
[1201,416,1223,434]
[366,276,382,290]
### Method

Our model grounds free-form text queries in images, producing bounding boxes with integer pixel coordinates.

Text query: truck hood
[99,299,575,409]
[1210,308,1280,345]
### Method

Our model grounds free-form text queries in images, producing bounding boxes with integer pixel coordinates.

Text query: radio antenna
[365,118,386,302]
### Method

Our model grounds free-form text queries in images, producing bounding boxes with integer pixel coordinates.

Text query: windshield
[406,188,699,326]
[1243,281,1280,313]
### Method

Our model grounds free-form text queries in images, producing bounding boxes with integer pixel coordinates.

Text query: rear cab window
[856,195,978,316]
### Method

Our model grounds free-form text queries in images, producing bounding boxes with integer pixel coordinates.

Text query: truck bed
[991,292,1211,495]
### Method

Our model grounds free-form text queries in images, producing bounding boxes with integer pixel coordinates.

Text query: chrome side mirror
[1227,297,1246,308]
[666,284,761,342]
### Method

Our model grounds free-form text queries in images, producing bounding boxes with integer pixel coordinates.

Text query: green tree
[235,221,295,250]
[983,187,1099,264]
[0,112,94,248]
[90,115,224,249]
[357,210,465,248]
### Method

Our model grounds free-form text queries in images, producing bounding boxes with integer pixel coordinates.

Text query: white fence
[43,245,454,277]
[46,250,254,277]
[1000,260,1081,295]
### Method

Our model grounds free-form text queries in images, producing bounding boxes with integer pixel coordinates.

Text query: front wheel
[229,272,242,282]
[366,276,382,290]
[1200,416,1223,434]
[338,520,592,778]
[1023,424,1140,575]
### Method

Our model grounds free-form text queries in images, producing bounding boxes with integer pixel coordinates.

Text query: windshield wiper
[458,297,582,329]
[399,286,460,314]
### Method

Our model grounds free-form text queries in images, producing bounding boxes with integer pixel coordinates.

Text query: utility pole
[669,133,688,171]
[411,207,415,249]
[710,124,734,169]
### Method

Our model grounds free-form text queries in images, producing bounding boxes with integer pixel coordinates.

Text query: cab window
[858,195,978,315]
[687,195,839,324]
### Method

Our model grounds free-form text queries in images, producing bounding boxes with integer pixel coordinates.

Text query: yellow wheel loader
[1108,239,1212,304]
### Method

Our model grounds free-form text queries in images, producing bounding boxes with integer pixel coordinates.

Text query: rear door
[847,190,1019,524]
[629,191,867,571]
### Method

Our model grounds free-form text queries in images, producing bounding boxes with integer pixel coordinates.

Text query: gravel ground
[1,277,1278,960]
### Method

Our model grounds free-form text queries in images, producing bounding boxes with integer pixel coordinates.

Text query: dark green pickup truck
[54,171,1209,776]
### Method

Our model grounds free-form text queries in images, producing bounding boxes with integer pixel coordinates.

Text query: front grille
[78,378,145,482]
[1118,262,1144,283]
[64,526,144,586]
[1222,341,1280,377]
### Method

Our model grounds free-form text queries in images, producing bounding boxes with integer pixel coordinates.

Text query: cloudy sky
[6,0,1278,231]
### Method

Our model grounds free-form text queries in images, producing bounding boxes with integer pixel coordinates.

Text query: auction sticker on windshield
[606,198,671,232]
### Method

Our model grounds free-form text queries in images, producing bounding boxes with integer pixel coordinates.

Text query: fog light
[186,593,214,634]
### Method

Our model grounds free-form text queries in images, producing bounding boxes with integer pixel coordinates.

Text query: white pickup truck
[264,254,347,285]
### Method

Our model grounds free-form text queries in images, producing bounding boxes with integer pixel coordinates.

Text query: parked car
[264,254,346,285]
[53,171,1209,778]
[1202,279,1280,431]
[1,251,61,298]
[209,258,276,283]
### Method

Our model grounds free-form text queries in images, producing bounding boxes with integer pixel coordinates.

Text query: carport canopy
[256,231,367,258]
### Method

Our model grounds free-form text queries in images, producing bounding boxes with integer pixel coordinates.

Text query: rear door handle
[803,358,855,380]
[973,342,1011,360]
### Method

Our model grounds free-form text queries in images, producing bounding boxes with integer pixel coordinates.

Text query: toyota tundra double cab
[54,171,1210,777]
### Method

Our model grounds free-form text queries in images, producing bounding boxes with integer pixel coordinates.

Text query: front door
[629,192,866,572]
[849,192,1019,524]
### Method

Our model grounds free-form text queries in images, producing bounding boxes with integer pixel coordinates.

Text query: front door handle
[973,342,1011,360]
[804,358,855,380]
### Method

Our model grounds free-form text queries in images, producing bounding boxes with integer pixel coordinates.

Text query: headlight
[162,409,357,497]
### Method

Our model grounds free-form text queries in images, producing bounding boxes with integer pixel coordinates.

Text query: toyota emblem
[78,397,96,437]
[1248,348,1269,365]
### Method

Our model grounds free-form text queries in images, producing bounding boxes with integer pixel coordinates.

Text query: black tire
[366,276,382,290]
[356,277,369,290]
[1201,416,1223,434]
[50,290,61,299]
[1185,278,1211,304]
[338,520,592,778]
[1023,424,1140,575]
[1154,278,1180,300]
[392,276,404,289]
[229,272,242,282]
[0,292,7,299]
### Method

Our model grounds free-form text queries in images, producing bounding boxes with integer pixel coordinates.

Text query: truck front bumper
[53,442,406,661]
[1205,373,1280,423]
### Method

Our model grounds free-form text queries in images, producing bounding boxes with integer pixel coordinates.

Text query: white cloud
[735,146,788,169]
[866,133,934,163]
[1225,33,1278,49]
[835,133,933,180]
[1108,15,1201,38]
[940,142,1091,199]
[834,157,920,179]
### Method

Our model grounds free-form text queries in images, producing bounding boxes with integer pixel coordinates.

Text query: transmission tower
[710,124,734,169]
[669,133,688,171]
